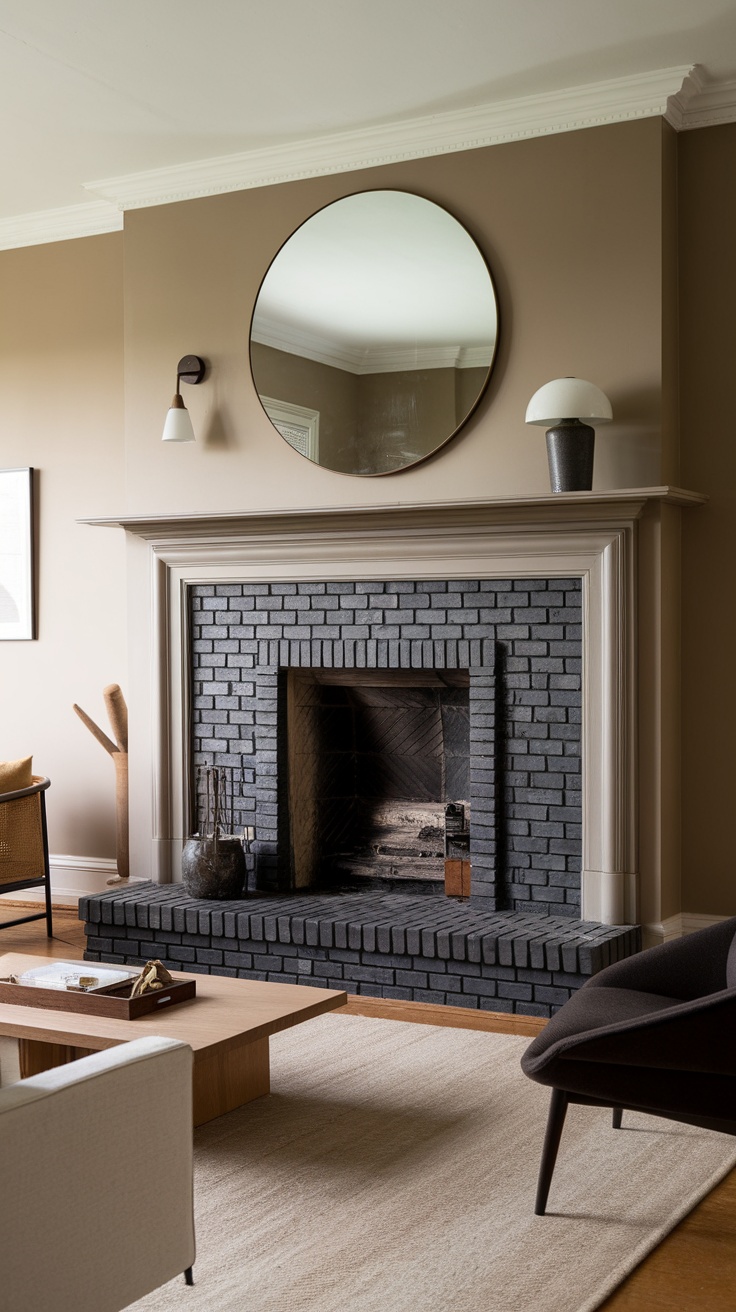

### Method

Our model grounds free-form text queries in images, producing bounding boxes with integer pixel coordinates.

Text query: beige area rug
[129,1014,736,1312]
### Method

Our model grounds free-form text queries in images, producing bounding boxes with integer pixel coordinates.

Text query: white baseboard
[0,855,146,907]
[644,911,730,946]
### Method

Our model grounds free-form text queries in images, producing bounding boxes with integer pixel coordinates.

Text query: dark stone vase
[181,836,246,899]
[545,421,595,492]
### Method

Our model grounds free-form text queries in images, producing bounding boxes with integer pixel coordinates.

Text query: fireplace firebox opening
[285,668,470,896]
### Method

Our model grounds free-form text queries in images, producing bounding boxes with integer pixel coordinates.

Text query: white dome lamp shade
[162,355,206,442]
[525,378,612,492]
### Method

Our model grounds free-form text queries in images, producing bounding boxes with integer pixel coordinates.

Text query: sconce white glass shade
[162,394,196,443]
[525,378,613,427]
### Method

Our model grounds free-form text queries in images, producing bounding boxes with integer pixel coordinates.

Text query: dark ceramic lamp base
[545,421,594,492]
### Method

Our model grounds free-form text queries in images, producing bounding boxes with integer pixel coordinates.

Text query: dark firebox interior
[287,670,470,893]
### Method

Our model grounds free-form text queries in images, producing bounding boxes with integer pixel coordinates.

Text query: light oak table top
[0,952,347,1057]
[0,952,348,1124]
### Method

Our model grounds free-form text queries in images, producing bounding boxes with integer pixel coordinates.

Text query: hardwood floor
[2,901,735,1308]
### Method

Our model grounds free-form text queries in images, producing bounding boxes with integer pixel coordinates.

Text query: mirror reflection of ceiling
[251,191,497,375]
[250,190,498,477]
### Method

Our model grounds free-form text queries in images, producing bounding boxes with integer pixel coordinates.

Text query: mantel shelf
[80,486,706,541]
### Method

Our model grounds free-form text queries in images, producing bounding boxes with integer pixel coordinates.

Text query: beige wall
[0,234,125,864]
[121,118,667,518]
[3,114,714,924]
[678,124,736,916]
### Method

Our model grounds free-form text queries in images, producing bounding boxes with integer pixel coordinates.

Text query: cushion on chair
[524,985,683,1054]
[522,985,736,1077]
[0,764,45,885]
[0,757,32,794]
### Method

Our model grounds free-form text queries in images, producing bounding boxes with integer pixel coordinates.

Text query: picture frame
[0,467,35,640]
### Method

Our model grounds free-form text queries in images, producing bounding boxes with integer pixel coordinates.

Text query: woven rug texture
[128,1013,736,1312]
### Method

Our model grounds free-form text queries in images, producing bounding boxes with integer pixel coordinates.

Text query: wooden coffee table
[0,952,346,1125]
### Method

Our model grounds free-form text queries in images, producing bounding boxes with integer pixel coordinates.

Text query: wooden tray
[0,977,196,1019]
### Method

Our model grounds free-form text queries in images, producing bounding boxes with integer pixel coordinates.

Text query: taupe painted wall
[122,118,667,517]
[679,124,736,916]
[0,233,125,860]
[4,114,715,926]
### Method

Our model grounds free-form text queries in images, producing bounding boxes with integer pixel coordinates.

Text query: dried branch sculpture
[73,684,129,886]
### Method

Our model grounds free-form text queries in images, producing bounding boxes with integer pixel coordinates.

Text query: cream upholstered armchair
[0,756,53,936]
[0,1036,195,1311]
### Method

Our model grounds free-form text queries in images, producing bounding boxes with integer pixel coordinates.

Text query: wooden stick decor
[73,684,129,886]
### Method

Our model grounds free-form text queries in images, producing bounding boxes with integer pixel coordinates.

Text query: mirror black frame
[248,188,500,477]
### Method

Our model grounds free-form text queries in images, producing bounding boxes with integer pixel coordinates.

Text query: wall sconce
[525,377,612,492]
[161,355,206,443]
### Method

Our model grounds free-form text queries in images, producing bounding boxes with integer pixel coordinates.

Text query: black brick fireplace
[82,882,639,1019]
[190,576,584,916]
[80,494,676,1016]
[82,567,642,1019]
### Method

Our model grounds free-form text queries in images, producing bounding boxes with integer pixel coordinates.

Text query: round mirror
[249,190,498,476]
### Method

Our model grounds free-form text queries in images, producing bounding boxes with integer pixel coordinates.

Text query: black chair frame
[522,916,736,1215]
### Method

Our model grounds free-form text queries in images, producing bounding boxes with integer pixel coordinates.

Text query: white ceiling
[1,0,736,244]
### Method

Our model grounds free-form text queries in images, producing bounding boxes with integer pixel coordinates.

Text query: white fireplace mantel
[84,487,706,927]
[83,486,704,543]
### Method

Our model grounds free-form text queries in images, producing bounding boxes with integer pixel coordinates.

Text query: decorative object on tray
[182,766,246,899]
[73,683,129,885]
[0,959,196,1019]
[130,959,174,997]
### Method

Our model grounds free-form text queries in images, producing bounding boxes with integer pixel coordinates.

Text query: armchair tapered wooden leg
[535,1088,569,1215]
[184,1267,194,1286]
[612,1107,623,1129]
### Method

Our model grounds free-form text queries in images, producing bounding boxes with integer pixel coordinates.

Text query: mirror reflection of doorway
[261,396,320,461]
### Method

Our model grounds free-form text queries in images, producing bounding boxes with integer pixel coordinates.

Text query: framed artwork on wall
[0,468,35,640]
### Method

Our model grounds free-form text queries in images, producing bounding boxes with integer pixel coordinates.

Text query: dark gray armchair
[521,916,736,1214]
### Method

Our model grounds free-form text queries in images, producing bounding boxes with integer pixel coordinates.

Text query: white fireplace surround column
[85,489,703,927]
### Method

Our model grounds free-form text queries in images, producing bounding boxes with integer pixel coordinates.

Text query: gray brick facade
[81,884,640,1020]
[190,577,582,915]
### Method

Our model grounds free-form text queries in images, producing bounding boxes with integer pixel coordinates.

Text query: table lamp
[525,378,612,492]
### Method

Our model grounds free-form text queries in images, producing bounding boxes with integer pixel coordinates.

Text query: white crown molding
[0,200,121,252]
[85,66,694,213]
[252,320,491,375]
[666,65,736,130]
[7,61,735,253]
[252,320,368,374]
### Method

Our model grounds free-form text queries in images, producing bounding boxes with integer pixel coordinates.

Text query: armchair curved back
[0,776,52,935]
[0,776,50,886]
